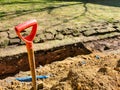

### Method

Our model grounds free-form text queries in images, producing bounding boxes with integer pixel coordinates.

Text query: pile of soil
[0,51,120,90]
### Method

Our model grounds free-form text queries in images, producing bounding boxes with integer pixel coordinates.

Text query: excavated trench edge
[0,36,120,79]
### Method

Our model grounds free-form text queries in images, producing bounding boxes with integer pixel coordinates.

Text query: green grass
[0,0,120,31]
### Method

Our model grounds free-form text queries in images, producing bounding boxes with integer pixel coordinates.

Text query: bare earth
[0,50,120,90]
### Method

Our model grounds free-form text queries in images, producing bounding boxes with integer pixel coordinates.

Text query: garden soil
[0,50,120,90]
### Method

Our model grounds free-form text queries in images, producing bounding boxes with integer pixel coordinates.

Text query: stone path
[0,21,120,48]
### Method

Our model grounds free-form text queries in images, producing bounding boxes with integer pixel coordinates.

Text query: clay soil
[0,50,120,90]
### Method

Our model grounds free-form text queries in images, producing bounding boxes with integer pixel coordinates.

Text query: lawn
[0,0,120,31]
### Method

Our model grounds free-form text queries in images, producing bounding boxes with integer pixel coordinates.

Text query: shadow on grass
[0,2,83,20]
[53,0,120,7]
[1,0,120,7]
[44,0,120,29]
[0,0,119,21]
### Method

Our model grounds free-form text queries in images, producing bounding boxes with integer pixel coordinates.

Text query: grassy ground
[0,0,120,31]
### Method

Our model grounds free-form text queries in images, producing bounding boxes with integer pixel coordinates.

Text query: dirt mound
[51,65,119,90]
[51,54,120,90]
[0,51,120,90]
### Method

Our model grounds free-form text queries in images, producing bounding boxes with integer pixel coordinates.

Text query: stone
[34,36,40,43]
[45,29,57,35]
[83,29,97,36]
[72,30,80,37]
[98,67,107,75]
[8,30,18,38]
[9,38,20,45]
[0,32,9,47]
[37,82,43,89]
[62,29,73,35]
[55,33,64,40]
[97,29,108,33]
[0,29,9,32]
[45,33,54,40]
[0,32,8,38]
[37,34,46,42]
[117,26,120,31]
[107,27,116,32]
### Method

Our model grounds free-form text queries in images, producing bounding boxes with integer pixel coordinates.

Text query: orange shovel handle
[15,19,37,44]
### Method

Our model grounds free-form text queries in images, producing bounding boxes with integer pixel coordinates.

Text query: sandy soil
[0,51,120,90]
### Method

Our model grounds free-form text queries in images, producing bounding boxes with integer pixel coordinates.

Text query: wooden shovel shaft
[26,43,37,90]
[15,20,38,90]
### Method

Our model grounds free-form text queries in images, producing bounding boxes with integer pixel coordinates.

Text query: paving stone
[107,27,116,32]
[0,38,9,48]
[83,29,97,36]
[116,24,120,31]
[34,36,40,43]
[0,32,8,38]
[34,32,46,43]
[37,34,46,42]
[55,33,64,40]
[56,28,63,32]
[98,32,120,39]
[8,30,18,38]
[72,30,80,37]
[1,21,120,48]
[117,26,120,31]
[93,27,99,30]
[0,32,9,47]
[97,27,115,33]
[97,29,108,33]
[0,29,9,32]
[9,38,20,45]
[45,33,54,40]
[36,29,43,35]
[78,27,88,32]
[61,28,73,35]
[45,29,57,35]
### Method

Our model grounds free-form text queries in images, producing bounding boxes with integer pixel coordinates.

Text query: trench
[0,36,120,79]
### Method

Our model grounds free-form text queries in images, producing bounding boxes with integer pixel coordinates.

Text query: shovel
[15,19,37,90]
